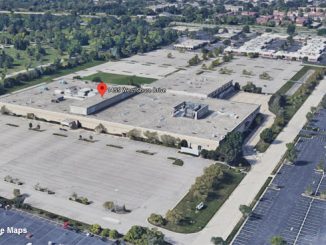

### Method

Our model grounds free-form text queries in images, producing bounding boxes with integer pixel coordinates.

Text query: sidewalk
[191,79,326,245]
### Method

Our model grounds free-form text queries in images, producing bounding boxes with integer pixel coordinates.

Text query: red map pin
[97,82,107,97]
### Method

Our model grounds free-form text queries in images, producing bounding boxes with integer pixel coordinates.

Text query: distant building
[241,11,257,17]
[295,17,308,26]
[256,15,273,25]
[224,4,243,12]
[173,39,209,50]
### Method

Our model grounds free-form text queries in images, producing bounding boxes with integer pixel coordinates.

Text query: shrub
[100,228,110,238]
[109,229,119,239]
[173,159,184,166]
[305,185,313,196]
[92,76,102,82]
[239,204,251,217]
[148,213,166,226]
[161,134,178,147]
[270,236,287,245]
[13,189,21,197]
[127,129,142,140]
[0,105,10,115]
[260,128,274,143]
[95,123,107,134]
[165,209,183,225]
[179,139,188,148]
[259,72,272,80]
[89,224,102,235]
[103,201,114,211]
[211,236,227,245]
[124,226,165,245]
[320,190,326,199]
[242,82,262,93]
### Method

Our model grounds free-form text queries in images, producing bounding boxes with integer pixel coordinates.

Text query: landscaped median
[148,163,245,233]
[256,66,326,152]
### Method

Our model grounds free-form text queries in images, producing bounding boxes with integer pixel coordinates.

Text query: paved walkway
[5,63,52,79]
[191,79,326,245]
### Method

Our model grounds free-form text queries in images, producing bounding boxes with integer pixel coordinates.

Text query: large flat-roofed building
[70,90,136,115]
[145,70,234,99]
[0,81,260,149]
[90,92,260,148]
[173,39,209,50]
[225,33,326,62]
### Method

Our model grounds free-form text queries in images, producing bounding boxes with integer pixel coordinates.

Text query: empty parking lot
[0,114,212,233]
[201,56,302,94]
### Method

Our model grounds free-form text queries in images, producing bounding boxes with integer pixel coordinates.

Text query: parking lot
[233,109,326,245]
[202,56,302,94]
[0,208,110,245]
[55,49,195,81]
[0,114,212,234]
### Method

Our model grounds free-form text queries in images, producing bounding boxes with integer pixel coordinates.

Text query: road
[190,78,326,245]
[4,62,52,79]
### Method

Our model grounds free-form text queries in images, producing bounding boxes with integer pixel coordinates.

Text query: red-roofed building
[256,15,273,25]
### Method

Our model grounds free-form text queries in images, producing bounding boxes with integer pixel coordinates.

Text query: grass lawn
[2,60,105,94]
[276,66,318,95]
[290,66,317,82]
[3,46,63,74]
[277,81,295,95]
[82,72,156,85]
[156,164,245,233]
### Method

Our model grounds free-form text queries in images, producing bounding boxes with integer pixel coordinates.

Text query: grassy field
[82,72,156,85]
[276,66,317,95]
[289,66,316,82]
[158,165,244,233]
[3,60,106,94]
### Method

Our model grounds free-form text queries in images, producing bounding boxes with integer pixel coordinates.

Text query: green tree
[148,213,166,226]
[242,25,250,33]
[103,201,114,210]
[100,228,110,238]
[285,143,297,163]
[179,139,188,148]
[268,94,286,115]
[165,209,183,225]
[92,77,102,83]
[124,226,165,245]
[260,128,274,143]
[306,112,313,121]
[287,24,296,35]
[89,224,101,235]
[217,131,243,164]
[270,236,287,245]
[109,229,119,239]
[188,54,201,66]
[211,236,227,245]
[239,204,251,217]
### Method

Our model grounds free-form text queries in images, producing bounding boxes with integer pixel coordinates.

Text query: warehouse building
[173,39,209,50]
[70,89,137,115]
[145,71,235,99]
